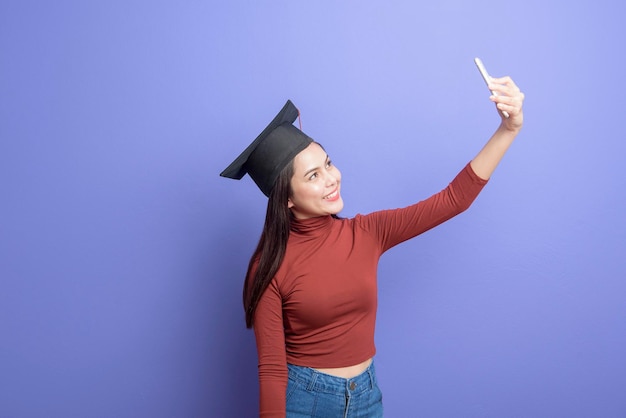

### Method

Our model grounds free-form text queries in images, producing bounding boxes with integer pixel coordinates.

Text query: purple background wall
[2,1,625,417]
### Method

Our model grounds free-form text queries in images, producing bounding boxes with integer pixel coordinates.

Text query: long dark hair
[243,159,295,328]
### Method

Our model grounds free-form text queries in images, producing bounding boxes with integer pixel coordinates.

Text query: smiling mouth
[324,189,340,201]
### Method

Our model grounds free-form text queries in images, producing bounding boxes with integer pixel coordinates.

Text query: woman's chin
[328,199,344,215]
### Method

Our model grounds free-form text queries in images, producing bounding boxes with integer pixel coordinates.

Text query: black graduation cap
[220,100,313,197]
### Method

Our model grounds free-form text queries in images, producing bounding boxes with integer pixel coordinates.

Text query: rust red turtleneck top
[253,163,488,417]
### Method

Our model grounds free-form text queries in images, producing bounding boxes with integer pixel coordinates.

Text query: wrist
[498,122,522,136]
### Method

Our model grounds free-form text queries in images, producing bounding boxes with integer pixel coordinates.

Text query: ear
[287,198,294,209]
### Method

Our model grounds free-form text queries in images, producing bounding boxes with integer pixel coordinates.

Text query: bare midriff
[314,357,373,379]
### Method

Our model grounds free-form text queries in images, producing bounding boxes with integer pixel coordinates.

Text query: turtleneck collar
[290,215,334,237]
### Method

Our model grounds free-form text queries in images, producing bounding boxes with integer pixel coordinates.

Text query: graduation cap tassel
[297,108,302,131]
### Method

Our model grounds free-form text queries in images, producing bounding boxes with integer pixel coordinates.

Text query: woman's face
[288,142,343,220]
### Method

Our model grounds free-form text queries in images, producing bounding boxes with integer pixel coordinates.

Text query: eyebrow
[302,154,329,178]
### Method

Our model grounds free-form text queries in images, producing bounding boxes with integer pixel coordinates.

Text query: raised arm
[470,76,525,180]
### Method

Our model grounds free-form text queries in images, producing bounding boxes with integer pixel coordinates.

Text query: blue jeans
[286,361,383,417]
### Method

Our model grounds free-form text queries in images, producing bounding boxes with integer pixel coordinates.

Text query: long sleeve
[253,278,288,418]
[358,162,488,252]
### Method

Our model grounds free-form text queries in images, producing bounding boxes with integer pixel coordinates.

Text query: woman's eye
[308,172,318,181]
[326,160,333,168]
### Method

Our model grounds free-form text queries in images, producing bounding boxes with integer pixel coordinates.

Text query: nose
[325,171,338,187]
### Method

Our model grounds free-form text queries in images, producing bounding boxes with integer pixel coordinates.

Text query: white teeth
[325,190,338,199]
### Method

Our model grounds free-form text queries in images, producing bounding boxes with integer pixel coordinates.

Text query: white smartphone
[474,57,509,118]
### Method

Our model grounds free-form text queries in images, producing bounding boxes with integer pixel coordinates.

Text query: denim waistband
[287,361,377,396]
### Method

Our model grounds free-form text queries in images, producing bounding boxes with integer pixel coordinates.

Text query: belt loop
[307,369,318,391]
[367,364,375,389]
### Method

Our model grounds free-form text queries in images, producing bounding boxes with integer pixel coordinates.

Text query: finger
[491,90,524,104]
[492,94,524,115]
[490,92,522,105]
[490,75,514,86]
[490,76,520,91]
[489,81,520,97]
[497,102,518,115]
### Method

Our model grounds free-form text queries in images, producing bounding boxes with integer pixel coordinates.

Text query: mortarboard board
[220,100,313,197]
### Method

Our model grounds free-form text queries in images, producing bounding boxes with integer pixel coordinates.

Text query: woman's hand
[489,76,524,133]
[470,76,525,180]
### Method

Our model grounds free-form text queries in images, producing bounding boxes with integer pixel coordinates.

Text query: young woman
[221,76,524,417]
